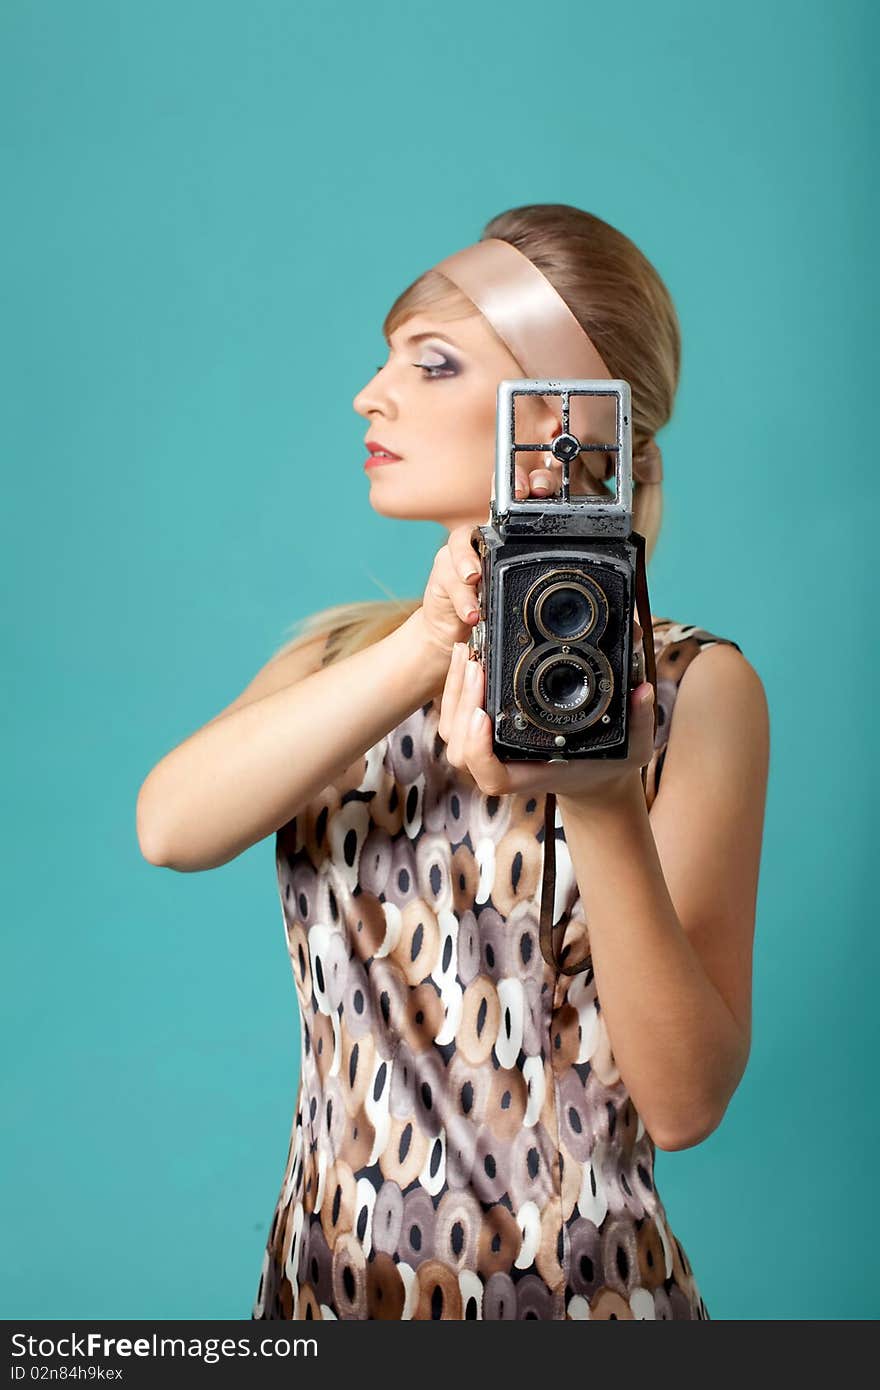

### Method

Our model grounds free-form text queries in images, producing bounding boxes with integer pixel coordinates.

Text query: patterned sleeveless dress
[251,617,742,1321]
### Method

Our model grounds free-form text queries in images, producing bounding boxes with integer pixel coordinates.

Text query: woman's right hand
[417,522,485,659]
[416,459,564,660]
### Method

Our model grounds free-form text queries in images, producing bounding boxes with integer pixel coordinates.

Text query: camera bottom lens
[515,642,615,732]
[537,660,592,710]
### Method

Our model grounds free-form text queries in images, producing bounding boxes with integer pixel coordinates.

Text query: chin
[368,495,434,521]
[367,480,489,527]
[366,484,440,522]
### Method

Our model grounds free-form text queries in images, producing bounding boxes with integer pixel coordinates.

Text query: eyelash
[374,361,455,379]
[415,360,455,379]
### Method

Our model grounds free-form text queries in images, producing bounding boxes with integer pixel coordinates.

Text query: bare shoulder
[204,628,331,727]
[675,640,769,736]
[662,637,771,785]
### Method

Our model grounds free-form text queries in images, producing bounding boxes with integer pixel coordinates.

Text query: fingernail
[466,657,480,681]
[460,565,480,581]
[470,706,485,731]
[639,686,654,708]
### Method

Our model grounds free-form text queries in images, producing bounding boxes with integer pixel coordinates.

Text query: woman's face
[352,310,573,532]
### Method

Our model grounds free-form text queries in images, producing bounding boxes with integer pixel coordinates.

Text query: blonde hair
[275,203,680,668]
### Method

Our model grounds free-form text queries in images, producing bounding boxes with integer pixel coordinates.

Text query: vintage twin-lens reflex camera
[468,379,653,764]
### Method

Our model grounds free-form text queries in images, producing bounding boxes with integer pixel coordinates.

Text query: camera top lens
[536,582,596,641]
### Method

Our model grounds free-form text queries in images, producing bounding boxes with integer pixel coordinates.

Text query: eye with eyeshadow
[373,348,458,379]
[413,347,457,379]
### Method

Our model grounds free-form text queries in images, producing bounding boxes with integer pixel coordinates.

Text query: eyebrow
[385,329,463,350]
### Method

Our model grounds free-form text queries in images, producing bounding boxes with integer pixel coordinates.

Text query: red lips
[365,440,402,459]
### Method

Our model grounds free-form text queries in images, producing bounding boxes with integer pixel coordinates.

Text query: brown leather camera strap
[538,530,658,975]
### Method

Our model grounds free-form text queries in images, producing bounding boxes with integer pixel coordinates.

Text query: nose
[353,362,395,419]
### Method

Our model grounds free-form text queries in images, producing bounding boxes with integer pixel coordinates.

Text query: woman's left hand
[437,638,656,806]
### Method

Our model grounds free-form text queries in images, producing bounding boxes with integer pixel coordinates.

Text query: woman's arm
[136,609,449,873]
[556,642,770,1151]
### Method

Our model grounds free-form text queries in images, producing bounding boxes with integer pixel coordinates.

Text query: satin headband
[432,237,663,486]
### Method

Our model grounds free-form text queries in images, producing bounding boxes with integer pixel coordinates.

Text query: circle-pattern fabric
[251,619,742,1320]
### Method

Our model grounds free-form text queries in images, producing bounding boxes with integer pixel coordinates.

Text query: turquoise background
[2,0,875,1320]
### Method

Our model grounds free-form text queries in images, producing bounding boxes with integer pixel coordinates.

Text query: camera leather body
[470,534,644,762]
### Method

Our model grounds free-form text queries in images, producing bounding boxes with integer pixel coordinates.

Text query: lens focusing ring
[513,641,615,734]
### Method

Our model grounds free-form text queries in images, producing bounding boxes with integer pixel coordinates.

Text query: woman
[136,203,770,1320]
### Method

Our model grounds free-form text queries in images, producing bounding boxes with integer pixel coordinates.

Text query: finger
[447,525,482,584]
[528,464,562,497]
[514,465,529,500]
[438,641,467,743]
[464,700,503,789]
[435,547,481,625]
[632,682,656,764]
[462,691,510,796]
[632,680,653,710]
[447,653,483,767]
